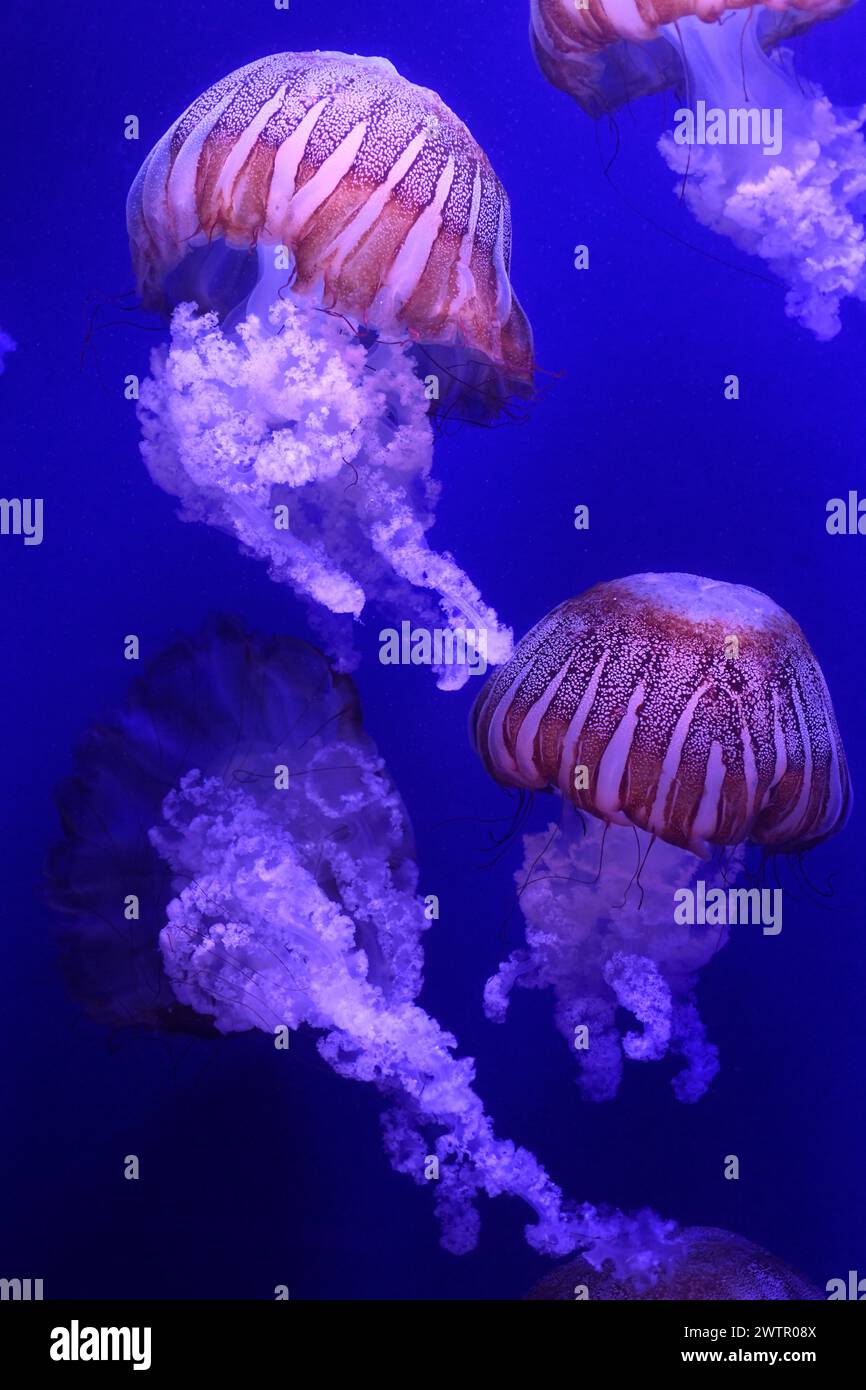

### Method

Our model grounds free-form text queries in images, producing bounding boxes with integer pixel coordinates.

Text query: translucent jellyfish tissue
[47,618,680,1280]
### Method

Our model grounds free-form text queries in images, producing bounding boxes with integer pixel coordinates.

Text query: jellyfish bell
[526,1225,823,1299]
[473,572,851,858]
[127,50,534,422]
[473,573,850,1100]
[530,0,866,338]
[530,0,847,117]
[46,617,386,1033]
[530,0,686,117]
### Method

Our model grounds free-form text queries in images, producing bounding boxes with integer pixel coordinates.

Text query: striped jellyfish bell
[528,0,840,119]
[472,573,851,858]
[127,51,534,421]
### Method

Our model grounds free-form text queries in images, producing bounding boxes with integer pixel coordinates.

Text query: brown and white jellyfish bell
[128,52,531,687]
[530,0,866,338]
[473,572,850,856]
[128,51,533,418]
[472,573,851,1101]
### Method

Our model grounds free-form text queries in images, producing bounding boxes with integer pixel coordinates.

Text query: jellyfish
[128,52,534,687]
[472,572,851,1099]
[526,1225,823,1298]
[530,0,866,337]
[47,616,683,1275]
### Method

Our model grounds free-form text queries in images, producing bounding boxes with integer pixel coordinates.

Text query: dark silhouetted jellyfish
[473,572,851,1100]
[128,53,534,686]
[530,0,866,337]
[48,617,682,1272]
[526,1226,822,1298]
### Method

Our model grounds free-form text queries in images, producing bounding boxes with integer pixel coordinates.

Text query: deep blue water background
[1,0,864,1300]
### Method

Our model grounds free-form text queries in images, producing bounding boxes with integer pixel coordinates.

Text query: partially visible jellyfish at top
[530,0,866,338]
[47,617,684,1280]
[128,51,536,687]
[473,572,851,1101]
[527,1226,823,1299]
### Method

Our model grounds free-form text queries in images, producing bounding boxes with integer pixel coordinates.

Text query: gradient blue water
[1,0,864,1299]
